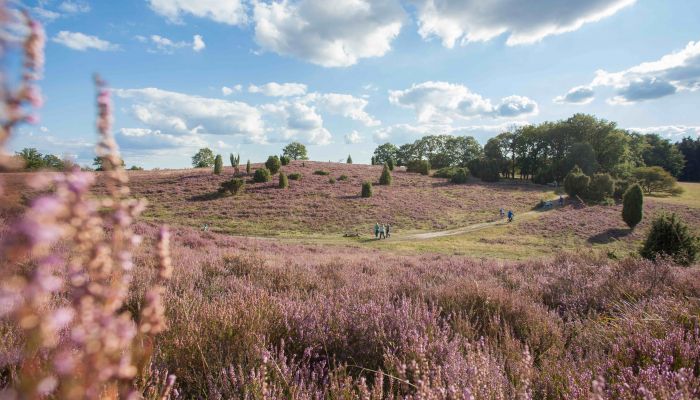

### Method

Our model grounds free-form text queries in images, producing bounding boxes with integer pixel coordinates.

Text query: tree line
[372,114,699,183]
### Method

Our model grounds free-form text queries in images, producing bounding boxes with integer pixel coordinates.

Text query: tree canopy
[282,142,308,160]
[192,148,215,168]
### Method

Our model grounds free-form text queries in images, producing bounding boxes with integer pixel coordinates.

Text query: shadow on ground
[588,228,632,244]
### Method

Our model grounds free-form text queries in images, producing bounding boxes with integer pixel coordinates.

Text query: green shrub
[632,166,680,195]
[379,164,392,185]
[641,213,698,266]
[346,155,352,164]
[253,168,271,183]
[338,175,349,181]
[588,173,615,202]
[218,178,245,196]
[328,177,336,184]
[564,166,589,198]
[622,184,643,229]
[313,170,330,176]
[433,166,459,179]
[288,173,302,181]
[213,154,223,175]
[406,160,430,175]
[387,158,395,171]
[614,179,632,199]
[280,155,291,166]
[361,181,372,198]
[479,160,500,182]
[450,168,470,184]
[278,172,288,189]
[246,160,251,175]
[265,156,281,174]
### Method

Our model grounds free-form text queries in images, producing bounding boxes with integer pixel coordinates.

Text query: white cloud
[221,85,242,96]
[114,88,266,143]
[52,31,119,51]
[414,0,635,48]
[261,100,332,145]
[554,85,595,104]
[249,82,308,97]
[116,128,207,150]
[252,0,405,67]
[31,7,61,21]
[373,121,528,144]
[307,93,380,127]
[562,40,700,104]
[628,125,700,140]
[58,1,91,14]
[148,0,247,25]
[344,130,363,144]
[389,81,537,122]
[192,34,205,51]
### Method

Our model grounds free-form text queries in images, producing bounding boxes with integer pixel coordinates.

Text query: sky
[7,0,700,168]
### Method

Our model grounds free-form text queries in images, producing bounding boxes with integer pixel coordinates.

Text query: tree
[282,142,308,160]
[677,137,700,182]
[373,143,399,165]
[218,178,245,196]
[246,160,251,175]
[386,158,395,171]
[93,156,125,171]
[278,172,288,189]
[213,155,223,174]
[280,155,291,166]
[379,164,392,185]
[16,148,44,170]
[361,182,372,198]
[265,155,281,174]
[588,173,615,202]
[450,168,470,184]
[641,213,698,266]
[622,184,643,229]
[230,153,240,168]
[406,160,430,175]
[641,134,685,177]
[565,142,598,176]
[253,168,271,183]
[42,154,65,171]
[346,155,352,164]
[632,166,680,195]
[564,166,590,198]
[192,148,215,168]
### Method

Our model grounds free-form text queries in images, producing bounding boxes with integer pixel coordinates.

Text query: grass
[647,182,700,209]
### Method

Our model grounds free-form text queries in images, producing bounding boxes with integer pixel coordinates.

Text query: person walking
[386,224,391,238]
[507,210,514,223]
[558,195,564,207]
[374,222,380,239]
[499,208,505,218]
[379,224,386,239]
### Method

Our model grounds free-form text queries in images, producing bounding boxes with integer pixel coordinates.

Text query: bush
[450,167,470,184]
[218,178,245,196]
[280,155,291,166]
[265,156,281,174]
[328,177,336,184]
[406,159,430,175]
[641,213,698,266]
[246,160,251,175]
[563,166,590,198]
[278,172,288,189]
[479,160,501,182]
[433,166,459,179]
[338,174,348,181]
[622,184,644,229]
[614,179,632,199]
[379,164,392,185]
[346,155,352,164]
[361,181,372,198]
[588,173,615,202]
[288,173,302,181]
[387,158,395,171]
[632,166,680,195]
[253,168,271,183]
[313,170,330,176]
[213,154,223,175]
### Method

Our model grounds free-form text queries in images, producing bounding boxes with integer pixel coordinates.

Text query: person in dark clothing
[507,210,514,222]
[386,224,391,238]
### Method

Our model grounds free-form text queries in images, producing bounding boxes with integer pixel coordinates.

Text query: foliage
[613,178,632,199]
[265,155,281,174]
[433,166,459,179]
[280,155,291,166]
[361,181,372,197]
[337,174,349,181]
[253,168,271,183]
[406,159,430,175]
[373,143,399,166]
[565,142,598,175]
[677,136,700,182]
[641,213,698,265]
[450,167,470,184]
[128,165,144,171]
[246,160,251,175]
[587,173,615,202]
[93,155,125,171]
[346,154,352,164]
[379,163,392,185]
[213,154,223,174]
[328,177,336,184]
[386,157,395,171]
[282,142,308,160]
[15,147,44,170]
[219,178,245,196]
[622,184,644,229]
[641,133,686,177]
[192,148,215,168]
[230,153,240,168]
[313,170,330,176]
[469,158,501,182]
[564,166,590,198]
[278,172,288,189]
[632,166,681,195]
[288,172,302,180]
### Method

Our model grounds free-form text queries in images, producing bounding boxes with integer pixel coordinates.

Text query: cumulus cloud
[148,0,247,25]
[252,0,405,67]
[52,31,119,51]
[261,100,332,145]
[373,121,528,144]
[628,125,700,140]
[560,40,700,104]
[114,88,266,143]
[389,81,537,122]
[116,128,207,150]
[58,1,91,14]
[308,93,381,127]
[249,82,308,97]
[344,130,363,144]
[414,0,635,48]
[554,86,595,104]
[145,34,205,53]
[221,85,242,96]
[192,34,206,51]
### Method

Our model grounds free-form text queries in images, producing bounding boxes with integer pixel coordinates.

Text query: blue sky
[9,0,700,168]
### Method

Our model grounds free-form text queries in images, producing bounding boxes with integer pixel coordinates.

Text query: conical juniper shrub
[361,181,372,198]
[213,154,223,175]
[253,167,271,183]
[622,184,643,229]
[451,167,470,184]
[641,213,698,266]
[379,164,392,185]
[278,172,288,189]
[265,155,281,174]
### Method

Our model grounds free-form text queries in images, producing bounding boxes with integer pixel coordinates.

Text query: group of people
[499,208,515,222]
[374,222,391,239]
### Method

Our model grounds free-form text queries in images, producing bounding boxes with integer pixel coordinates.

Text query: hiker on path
[507,210,514,223]
[499,208,505,218]
[386,224,391,238]
[374,222,380,239]
[379,224,386,239]
[203,223,209,232]
[558,195,564,207]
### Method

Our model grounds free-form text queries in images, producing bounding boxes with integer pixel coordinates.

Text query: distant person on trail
[374,222,380,239]
[499,208,505,218]
[379,224,386,239]
[386,224,391,238]
[558,195,564,207]
[507,210,514,223]
[203,223,209,232]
